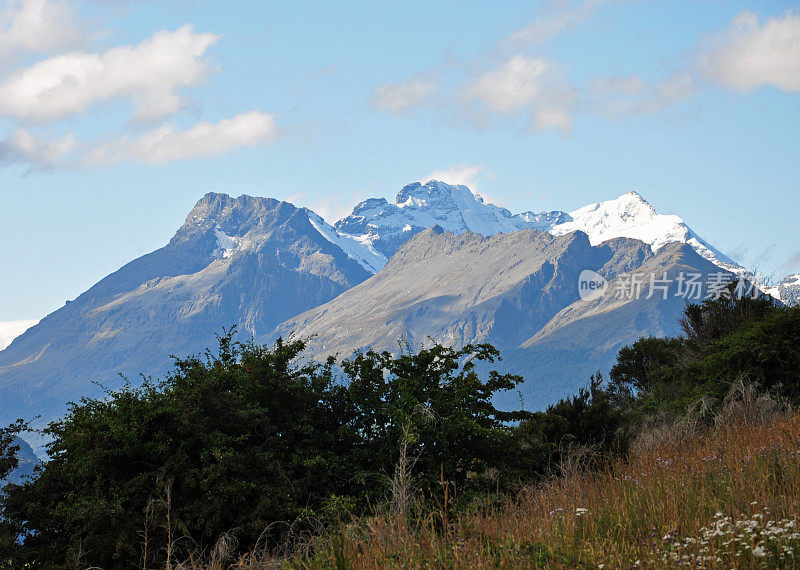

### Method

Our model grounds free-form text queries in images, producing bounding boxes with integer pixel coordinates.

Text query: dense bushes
[609,291,799,419]
[0,336,529,568]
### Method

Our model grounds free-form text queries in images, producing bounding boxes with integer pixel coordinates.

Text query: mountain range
[0,180,780,450]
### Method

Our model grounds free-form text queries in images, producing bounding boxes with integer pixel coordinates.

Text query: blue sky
[1,0,799,331]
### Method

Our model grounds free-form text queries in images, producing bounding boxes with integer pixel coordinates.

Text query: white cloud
[0,128,75,168]
[371,76,434,114]
[0,24,221,122]
[423,163,507,205]
[701,10,800,93]
[465,55,576,133]
[424,164,484,191]
[467,56,550,113]
[308,195,363,225]
[0,319,38,351]
[590,72,695,117]
[0,0,85,61]
[84,111,278,166]
[508,0,603,46]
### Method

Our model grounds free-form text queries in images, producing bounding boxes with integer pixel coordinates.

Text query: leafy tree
[339,342,531,498]
[0,421,25,484]
[0,334,354,568]
[0,335,530,568]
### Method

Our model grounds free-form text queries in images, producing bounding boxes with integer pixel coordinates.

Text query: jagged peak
[182,193,289,227]
[573,190,656,216]
[396,179,484,208]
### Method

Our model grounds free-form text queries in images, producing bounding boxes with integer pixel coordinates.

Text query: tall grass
[166,383,800,569]
[289,395,800,568]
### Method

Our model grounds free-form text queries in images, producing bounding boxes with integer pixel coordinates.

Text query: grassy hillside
[292,399,800,568]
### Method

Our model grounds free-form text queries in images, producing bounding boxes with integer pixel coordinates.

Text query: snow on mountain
[549,191,741,272]
[322,181,739,275]
[331,180,567,262]
[305,210,388,273]
[213,226,239,259]
[765,273,800,304]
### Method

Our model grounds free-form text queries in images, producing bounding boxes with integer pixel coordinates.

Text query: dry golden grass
[283,411,800,569]
[172,385,799,569]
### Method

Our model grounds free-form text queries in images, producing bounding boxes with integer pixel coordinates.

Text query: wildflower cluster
[658,510,800,567]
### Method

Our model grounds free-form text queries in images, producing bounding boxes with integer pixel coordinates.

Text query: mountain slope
[0,193,371,431]
[273,227,731,410]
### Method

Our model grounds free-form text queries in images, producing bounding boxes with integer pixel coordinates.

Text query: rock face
[273,226,729,410]
[0,193,371,431]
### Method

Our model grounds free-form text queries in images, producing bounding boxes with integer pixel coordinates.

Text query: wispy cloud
[700,9,800,94]
[422,163,508,205]
[0,12,283,172]
[464,55,576,133]
[507,0,604,46]
[0,128,75,169]
[369,4,800,136]
[370,75,435,115]
[83,111,278,166]
[589,72,696,118]
[0,24,221,123]
[423,164,484,190]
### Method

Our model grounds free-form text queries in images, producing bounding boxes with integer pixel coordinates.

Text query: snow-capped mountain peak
[332,180,528,260]
[552,191,684,250]
[548,191,739,271]
[303,182,740,276]
[305,210,388,274]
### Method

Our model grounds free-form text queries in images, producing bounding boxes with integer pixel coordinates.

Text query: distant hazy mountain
[273,226,729,409]
[0,193,371,431]
[2,436,40,486]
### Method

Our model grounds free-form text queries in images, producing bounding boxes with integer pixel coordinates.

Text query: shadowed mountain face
[273,227,729,410]
[0,193,371,431]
